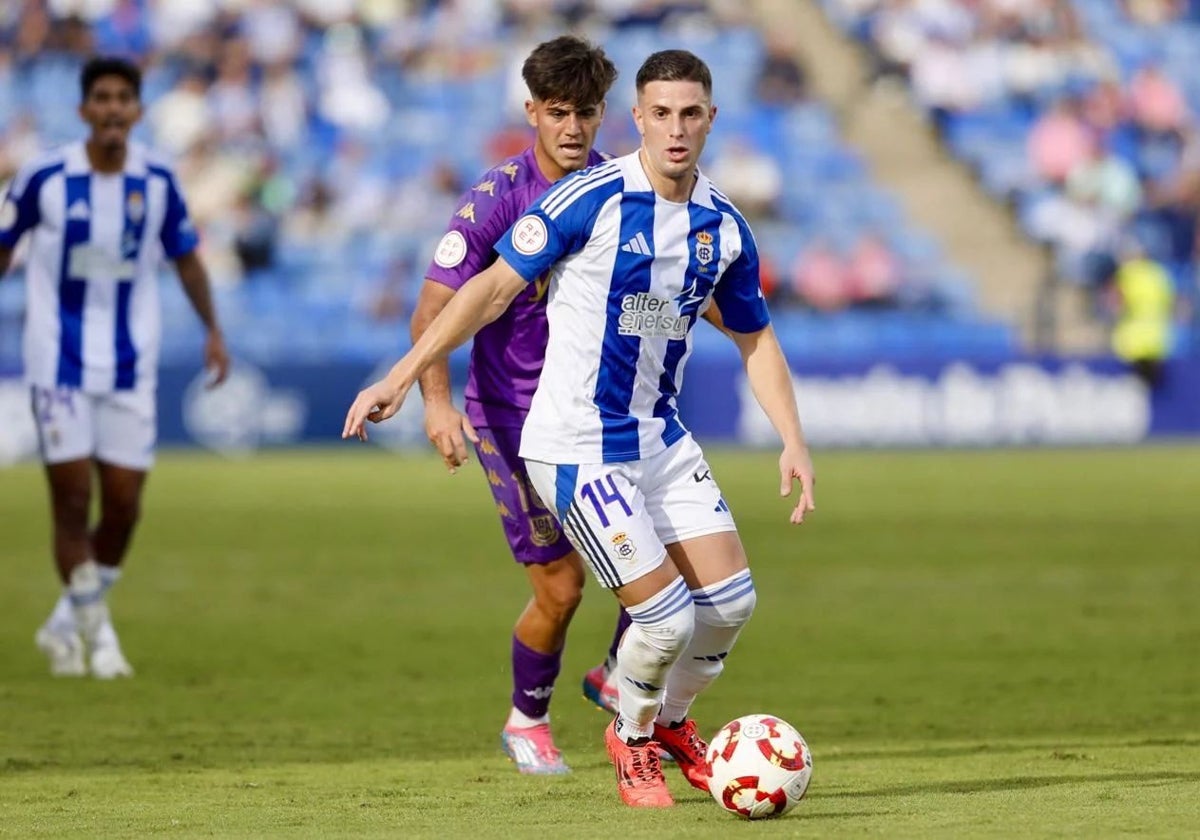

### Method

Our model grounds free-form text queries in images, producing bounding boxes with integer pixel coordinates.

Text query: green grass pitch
[1,446,1198,838]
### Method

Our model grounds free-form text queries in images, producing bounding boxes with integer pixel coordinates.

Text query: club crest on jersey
[512,215,547,255]
[530,514,560,547]
[434,230,467,268]
[610,532,637,561]
[126,190,145,223]
[694,231,714,266]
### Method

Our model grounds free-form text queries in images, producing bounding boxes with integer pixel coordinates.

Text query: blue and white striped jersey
[0,141,198,393]
[494,151,770,465]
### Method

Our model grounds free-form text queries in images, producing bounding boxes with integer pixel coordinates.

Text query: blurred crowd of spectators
[2,0,991,337]
[1,1,759,301]
[825,0,1198,361]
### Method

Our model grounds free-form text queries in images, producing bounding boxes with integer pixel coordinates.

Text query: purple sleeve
[424,184,524,291]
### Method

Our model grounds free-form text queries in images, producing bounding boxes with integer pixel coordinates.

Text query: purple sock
[512,636,562,719]
[608,608,633,666]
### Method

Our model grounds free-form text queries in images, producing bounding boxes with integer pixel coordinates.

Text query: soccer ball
[705,714,813,819]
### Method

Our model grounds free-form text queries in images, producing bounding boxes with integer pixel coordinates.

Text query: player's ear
[632,105,643,135]
[524,100,538,128]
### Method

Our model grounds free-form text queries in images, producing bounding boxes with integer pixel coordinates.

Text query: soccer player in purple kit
[408,35,625,775]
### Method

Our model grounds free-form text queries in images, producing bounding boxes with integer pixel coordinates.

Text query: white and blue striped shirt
[0,141,198,393]
[495,151,769,465]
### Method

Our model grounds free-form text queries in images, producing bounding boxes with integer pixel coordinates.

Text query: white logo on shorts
[512,215,548,255]
[434,231,467,268]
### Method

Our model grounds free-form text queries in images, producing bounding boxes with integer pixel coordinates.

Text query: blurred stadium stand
[0,0,1022,376]
[819,0,1198,358]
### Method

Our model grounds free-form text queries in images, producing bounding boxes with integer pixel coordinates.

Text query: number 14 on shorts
[579,475,632,528]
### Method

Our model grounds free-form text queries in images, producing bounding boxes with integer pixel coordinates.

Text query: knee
[52,487,91,525]
[532,572,584,625]
[101,492,141,530]
[694,572,756,628]
[634,587,696,656]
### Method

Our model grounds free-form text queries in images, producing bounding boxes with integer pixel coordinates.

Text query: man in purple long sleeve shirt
[409,35,626,775]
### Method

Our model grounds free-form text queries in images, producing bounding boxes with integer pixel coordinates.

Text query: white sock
[615,577,695,741]
[47,591,76,633]
[657,570,757,727]
[506,707,549,729]
[68,560,110,647]
[98,563,122,594]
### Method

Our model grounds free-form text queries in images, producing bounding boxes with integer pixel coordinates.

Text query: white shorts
[525,434,736,590]
[29,385,156,470]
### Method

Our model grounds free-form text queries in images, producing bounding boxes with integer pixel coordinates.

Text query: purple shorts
[473,425,573,565]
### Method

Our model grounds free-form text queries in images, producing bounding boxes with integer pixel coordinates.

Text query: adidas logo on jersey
[620,231,652,256]
[67,199,90,221]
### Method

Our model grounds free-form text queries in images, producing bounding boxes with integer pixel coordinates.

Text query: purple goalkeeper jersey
[424,146,606,428]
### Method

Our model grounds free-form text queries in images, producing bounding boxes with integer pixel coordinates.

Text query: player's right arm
[410,279,478,472]
[0,158,47,278]
[344,259,527,441]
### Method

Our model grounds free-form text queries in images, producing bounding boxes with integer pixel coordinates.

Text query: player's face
[79,75,141,151]
[527,98,605,181]
[633,80,715,187]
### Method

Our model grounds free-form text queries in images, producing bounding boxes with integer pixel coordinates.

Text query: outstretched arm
[343,258,527,440]
[410,279,479,472]
[174,250,229,387]
[728,324,815,524]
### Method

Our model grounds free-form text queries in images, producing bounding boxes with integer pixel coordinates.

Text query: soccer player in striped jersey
[411,36,629,776]
[345,50,815,808]
[0,57,229,679]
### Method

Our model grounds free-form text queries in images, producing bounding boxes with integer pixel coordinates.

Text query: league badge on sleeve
[512,215,548,255]
[434,231,467,268]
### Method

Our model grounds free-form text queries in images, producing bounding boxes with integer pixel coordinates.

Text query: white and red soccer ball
[705,714,813,819]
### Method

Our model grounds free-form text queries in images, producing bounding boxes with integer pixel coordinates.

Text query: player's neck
[532,143,569,183]
[85,139,127,174]
[638,148,695,204]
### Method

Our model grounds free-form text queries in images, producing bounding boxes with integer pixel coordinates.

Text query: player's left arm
[173,249,229,388]
[729,324,815,524]
[712,217,814,523]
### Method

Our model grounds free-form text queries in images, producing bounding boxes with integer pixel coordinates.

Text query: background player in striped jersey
[346,49,815,808]
[410,35,629,776]
[0,57,228,679]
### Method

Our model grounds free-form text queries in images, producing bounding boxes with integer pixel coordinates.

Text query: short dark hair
[80,56,141,102]
[522,35,618,108]
[635,50,712,97]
